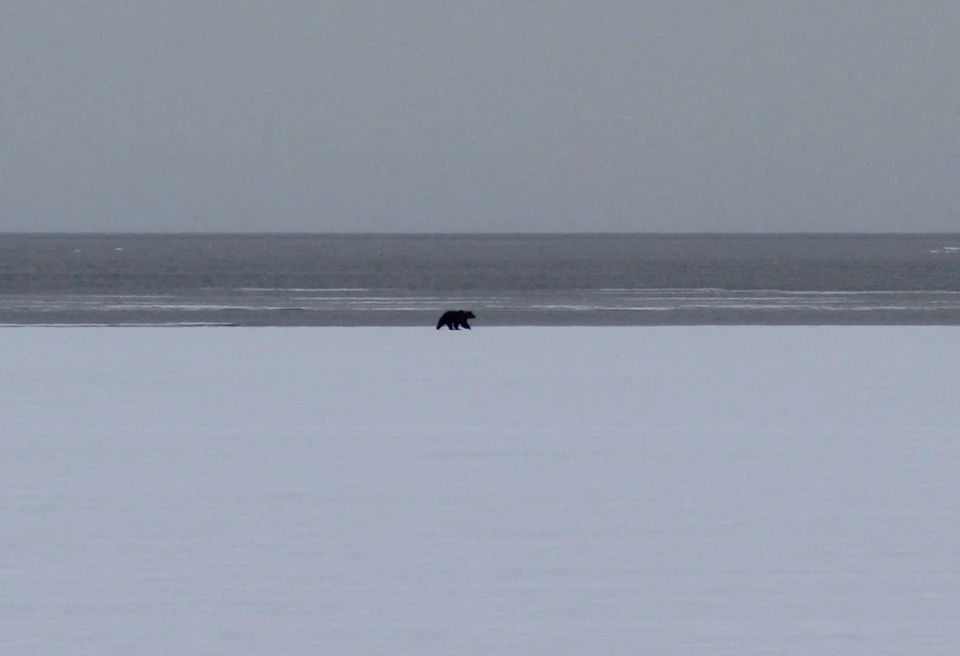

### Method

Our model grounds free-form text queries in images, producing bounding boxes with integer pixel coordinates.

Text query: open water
[1,233,959,326]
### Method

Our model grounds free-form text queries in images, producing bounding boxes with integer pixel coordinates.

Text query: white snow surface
[2,327,958,655]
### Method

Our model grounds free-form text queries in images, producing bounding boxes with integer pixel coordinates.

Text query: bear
[436,310,475,331]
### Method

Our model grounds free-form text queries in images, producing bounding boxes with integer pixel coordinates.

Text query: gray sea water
[1,233,959,326]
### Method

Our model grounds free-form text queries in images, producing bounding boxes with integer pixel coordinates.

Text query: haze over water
[2,234,959,326]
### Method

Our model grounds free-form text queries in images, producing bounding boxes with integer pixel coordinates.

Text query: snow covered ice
[2,327,958,654]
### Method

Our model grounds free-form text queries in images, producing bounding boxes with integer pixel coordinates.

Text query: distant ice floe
[4,287,960,325]
[930,246,960,254]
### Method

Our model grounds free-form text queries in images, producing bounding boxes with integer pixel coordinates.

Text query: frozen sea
[2,327,958,654]
[4,233,960,326]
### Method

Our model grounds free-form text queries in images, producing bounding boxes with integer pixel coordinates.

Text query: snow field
[1,327,958,654]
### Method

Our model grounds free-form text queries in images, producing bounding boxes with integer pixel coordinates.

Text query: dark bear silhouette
[436,310,475,330]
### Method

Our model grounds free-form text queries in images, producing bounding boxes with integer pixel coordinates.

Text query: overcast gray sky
[1,2,958,232]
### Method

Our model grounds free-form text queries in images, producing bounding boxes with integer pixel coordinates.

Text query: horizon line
[2,230,959,237]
